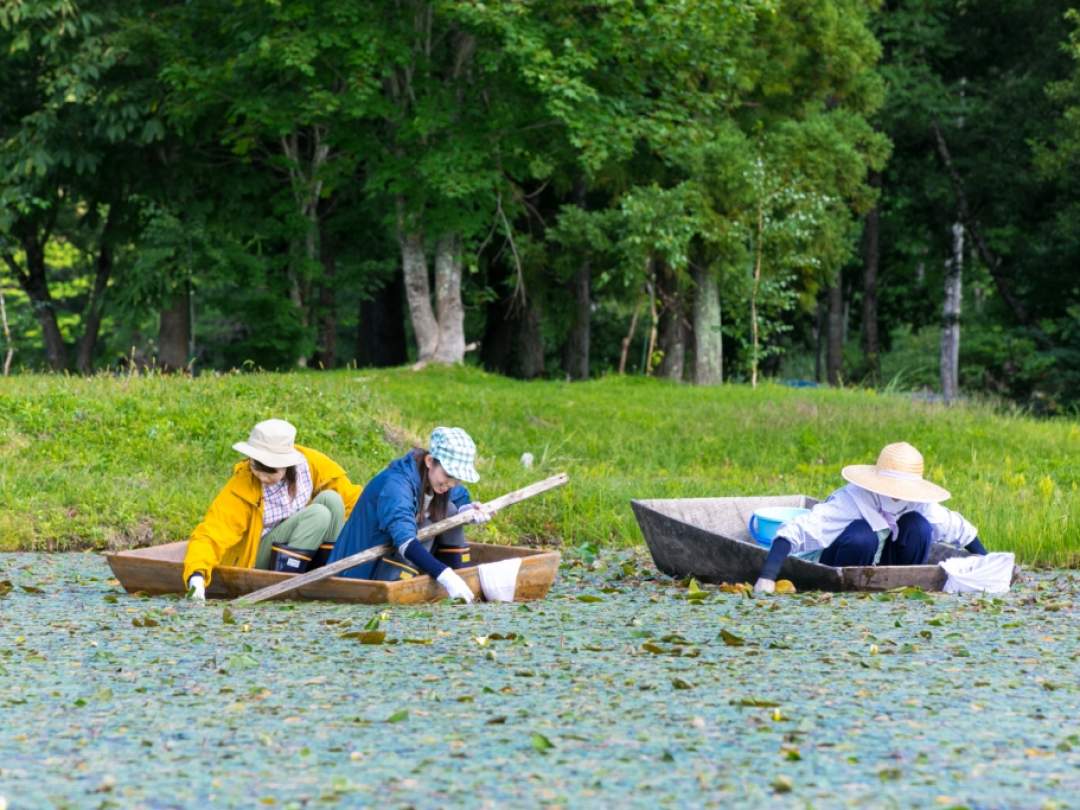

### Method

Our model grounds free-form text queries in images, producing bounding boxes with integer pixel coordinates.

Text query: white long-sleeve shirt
[775,483,978,557]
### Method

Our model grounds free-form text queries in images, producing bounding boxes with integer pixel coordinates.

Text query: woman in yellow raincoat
[183,418,361,599]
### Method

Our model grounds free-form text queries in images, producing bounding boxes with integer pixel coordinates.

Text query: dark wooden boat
[104,541,560,604]
[631,495,978,592]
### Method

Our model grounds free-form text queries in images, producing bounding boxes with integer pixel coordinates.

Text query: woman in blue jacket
[327,427,490,602]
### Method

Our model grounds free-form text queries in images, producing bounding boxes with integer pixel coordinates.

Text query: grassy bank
[0,366,1077,566]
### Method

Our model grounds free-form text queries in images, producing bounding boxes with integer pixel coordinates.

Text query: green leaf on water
[688,578,704,596]
[576,594,604,603]
[226,653,258,671]
[364,611,388,631]
[0,580,12,597]
[386,709,409,723]
[719,629,745,647]
[103,594,118,604]
[132,615,159,628]
[899,586,932,601]
[341,630,386,644]
[531,732,554,752]
[772,775,793,793]
[403,638,433,645]
[732,697,779,708]
[660,634,692,645]
[222,607,237,625]
[671,677,694,690]
[21,585,44,594]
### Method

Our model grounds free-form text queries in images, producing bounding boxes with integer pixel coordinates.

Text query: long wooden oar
[235,472,569,605]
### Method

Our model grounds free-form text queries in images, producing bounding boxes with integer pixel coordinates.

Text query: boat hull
[104,541,560,604]
[631,496,975,592]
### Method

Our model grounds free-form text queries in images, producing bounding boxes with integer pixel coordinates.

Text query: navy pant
[820,512,933,567]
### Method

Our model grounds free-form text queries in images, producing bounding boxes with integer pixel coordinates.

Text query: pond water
[0,552,1077,809]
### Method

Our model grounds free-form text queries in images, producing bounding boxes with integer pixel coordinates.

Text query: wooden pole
[235,472,570,605]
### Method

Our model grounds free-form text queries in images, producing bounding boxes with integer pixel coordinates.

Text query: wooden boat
[631,495,981,592]
[104,541,560,604]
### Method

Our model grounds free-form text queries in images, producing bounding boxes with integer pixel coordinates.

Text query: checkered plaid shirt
[260,457,314,537]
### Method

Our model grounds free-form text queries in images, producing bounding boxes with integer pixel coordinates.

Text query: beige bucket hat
[233,419,306,469]
[841,442,950,503]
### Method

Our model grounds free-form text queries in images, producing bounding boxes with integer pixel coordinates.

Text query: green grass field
[1,366,1077,566]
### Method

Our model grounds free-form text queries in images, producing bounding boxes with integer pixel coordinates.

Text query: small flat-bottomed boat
[632,495,977,592]
[105,541,560,604]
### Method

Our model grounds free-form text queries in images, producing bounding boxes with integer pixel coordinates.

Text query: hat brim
[233,441,305,469]
[841,464,950,503]
[438,460,480,484]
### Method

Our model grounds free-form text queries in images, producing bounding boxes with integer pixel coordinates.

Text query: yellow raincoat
[182,445,361,586]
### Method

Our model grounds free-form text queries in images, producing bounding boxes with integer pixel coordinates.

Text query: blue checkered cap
[429,426,480,483]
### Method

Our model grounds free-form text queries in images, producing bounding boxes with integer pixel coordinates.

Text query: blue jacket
[329,452,470,579]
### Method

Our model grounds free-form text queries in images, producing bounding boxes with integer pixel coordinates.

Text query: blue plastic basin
[748,506,811,548]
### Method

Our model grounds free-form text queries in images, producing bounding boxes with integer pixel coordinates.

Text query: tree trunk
[692,266,722,385]
[517,297,545,379]
[941,222,963,402]
[433,233,465,364]
[357,272,407,367]
[313,235,337,369]
[618,295,644,375]
[481,280,544,380]
[750,200,764,388]
[158,283,191,372]
[826,274,844,386]
[0,279,14,375]
[861,170,881,383]
[6,240,68,371]
[655,260,686,381]
[644,262,658,374]
[814,295,826,383]
[76,238,113,374]
[397,218,439,363]
[562,260,591,380]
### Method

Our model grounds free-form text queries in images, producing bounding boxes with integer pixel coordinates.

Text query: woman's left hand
[460,502,492,525]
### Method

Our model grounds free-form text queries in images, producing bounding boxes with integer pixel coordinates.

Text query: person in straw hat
[754,441,988,593]
[328,427,491,603]
[183,419,361,599]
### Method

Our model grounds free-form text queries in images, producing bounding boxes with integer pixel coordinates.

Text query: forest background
[2,0,1079,415]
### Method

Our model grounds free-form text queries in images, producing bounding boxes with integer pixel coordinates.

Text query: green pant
[255,490,345,570]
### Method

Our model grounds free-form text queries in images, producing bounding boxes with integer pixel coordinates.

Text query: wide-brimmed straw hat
[233,419,306,469]
[841,442,950,503]
[429,426,480,484]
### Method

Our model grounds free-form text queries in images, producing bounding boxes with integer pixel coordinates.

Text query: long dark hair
[251,459,298,500]
[412,448,449,523]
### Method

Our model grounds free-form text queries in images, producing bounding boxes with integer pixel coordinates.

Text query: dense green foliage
[0,1,1077,411]
[0,368,1075,565]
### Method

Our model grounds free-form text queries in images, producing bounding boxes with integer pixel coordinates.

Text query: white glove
[459,502,492,525]
[436,568,474,603]
[187,574,206,601]
[753,577,776,594]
